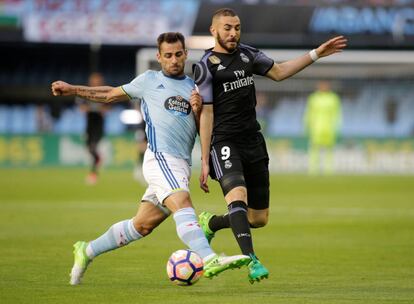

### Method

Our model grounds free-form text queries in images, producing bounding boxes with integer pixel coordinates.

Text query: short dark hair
[212,8,238,20]
[157,32,185,52]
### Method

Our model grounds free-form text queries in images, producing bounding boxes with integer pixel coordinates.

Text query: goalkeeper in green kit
[304,81,342,175]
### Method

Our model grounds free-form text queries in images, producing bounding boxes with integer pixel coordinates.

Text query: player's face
[157,41,187,77]
[212,16,241,53]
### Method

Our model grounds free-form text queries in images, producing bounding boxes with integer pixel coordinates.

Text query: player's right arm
[51,80,129,103]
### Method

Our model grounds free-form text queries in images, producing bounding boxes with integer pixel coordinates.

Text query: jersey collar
[161,71,186,80]
[207,46,239,55]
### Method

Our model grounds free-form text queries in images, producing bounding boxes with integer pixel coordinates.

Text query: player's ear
[210,25,216,37]
[156,52,161,63]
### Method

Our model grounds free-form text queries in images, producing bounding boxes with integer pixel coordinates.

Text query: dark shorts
[86,129,103,146]
[86,114,104,146]
[209,132,270,210]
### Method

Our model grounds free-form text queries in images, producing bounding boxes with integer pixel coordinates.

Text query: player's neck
[212,45,237,54]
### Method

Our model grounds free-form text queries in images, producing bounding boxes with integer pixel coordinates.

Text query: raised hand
[316,36,347,58]
[51,80,75,96]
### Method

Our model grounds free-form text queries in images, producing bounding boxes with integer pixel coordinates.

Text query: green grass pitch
[1,168,413,303]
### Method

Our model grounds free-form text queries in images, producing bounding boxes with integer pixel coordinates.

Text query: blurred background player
[76,72,108,184]
[304,81,342,175]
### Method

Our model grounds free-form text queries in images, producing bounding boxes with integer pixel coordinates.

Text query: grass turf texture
[0,168,413,304]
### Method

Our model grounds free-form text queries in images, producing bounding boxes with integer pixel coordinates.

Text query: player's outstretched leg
[70,241,91,285]
[247,254,269,284]
[69,218,144,285]
[203,254,251,278]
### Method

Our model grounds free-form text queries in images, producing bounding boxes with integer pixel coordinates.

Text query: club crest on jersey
[164,95,191,116]
[240,53,249,63]
[224,160,232,169]
[208,55,221,65]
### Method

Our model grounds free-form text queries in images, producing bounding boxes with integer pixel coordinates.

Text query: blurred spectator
[75,72,108,184]
[256,91,271,135]
[304,81,342,175]
[385,96,398,125]
[35,104,53,132]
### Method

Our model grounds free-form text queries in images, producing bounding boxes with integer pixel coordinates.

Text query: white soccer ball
[166,249,204,286]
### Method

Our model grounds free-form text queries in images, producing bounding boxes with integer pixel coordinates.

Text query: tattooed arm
[51,81,129,103]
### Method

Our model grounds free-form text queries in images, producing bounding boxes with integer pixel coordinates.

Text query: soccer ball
[166,249,204,286]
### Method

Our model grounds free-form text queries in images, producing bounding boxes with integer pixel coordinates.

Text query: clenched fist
[51,81,75,96]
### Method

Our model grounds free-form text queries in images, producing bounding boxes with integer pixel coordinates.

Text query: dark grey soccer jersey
[193,43,274,141]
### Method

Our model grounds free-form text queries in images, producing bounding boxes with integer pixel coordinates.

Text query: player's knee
[225,186,247,203]
[133,220,156,236]
[164,192,192,213]
[249,216,268,228]
[220,172,246,197]
[247,208,269,228]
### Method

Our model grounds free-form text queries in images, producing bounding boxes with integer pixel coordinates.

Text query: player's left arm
[266,36,347,82]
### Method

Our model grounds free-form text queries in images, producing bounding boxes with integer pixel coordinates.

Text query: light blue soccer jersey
[122,70,196,164]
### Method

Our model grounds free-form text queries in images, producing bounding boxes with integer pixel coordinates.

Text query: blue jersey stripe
[141,99,151,150]
[142,98,156,151]
[152,124,157,151]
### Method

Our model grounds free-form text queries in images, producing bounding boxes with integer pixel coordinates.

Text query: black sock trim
[228,200,248,213]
